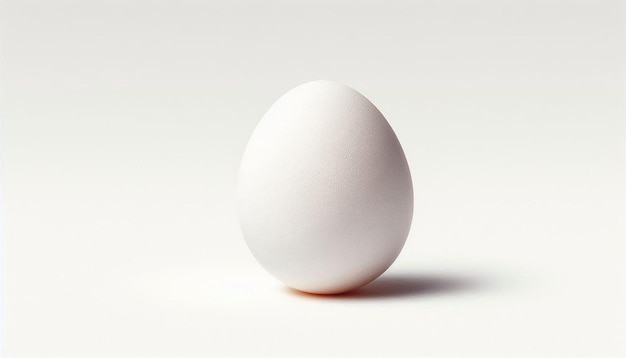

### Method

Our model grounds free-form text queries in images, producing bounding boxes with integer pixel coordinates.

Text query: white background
[2,0,625,356]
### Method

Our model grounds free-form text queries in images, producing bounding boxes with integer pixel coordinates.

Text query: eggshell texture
[237,80,413,294]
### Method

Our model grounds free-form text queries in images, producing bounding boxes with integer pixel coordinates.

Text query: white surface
[238,81,413,294]
[2,0,625,357]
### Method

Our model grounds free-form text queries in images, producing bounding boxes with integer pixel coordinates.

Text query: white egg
[237,80,413,294]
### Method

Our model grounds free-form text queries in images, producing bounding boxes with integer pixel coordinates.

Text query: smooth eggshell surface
[237,80,413,294]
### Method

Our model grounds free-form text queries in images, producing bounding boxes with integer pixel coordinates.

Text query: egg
[237,80,413,294]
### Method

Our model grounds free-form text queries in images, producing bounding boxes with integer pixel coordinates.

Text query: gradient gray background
[2,0,625,356]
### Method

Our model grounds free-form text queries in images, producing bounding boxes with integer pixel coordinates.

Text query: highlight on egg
[237,80,413,294]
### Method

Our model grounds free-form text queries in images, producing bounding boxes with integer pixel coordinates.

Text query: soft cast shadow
[286,272,492,300]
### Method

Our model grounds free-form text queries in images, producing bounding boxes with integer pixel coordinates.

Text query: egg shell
[237,80,413,294]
